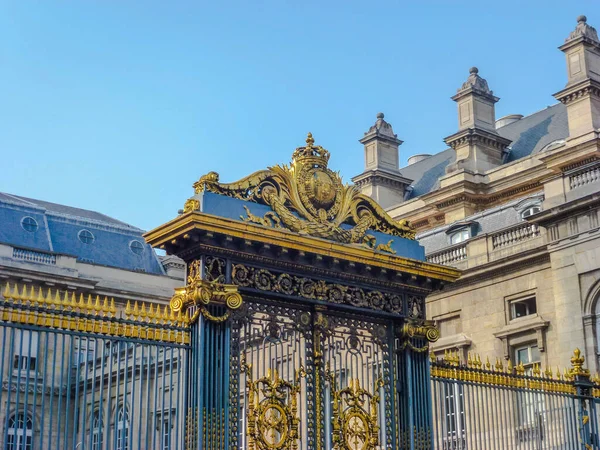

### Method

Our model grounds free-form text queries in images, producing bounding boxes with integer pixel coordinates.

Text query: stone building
[354,15,600,375]
[0,192,185,449]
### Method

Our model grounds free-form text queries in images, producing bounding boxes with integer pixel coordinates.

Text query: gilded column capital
[170,260,242,322]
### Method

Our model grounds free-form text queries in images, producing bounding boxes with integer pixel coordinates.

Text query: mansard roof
[0,192,165,275]
[401,103,568,199]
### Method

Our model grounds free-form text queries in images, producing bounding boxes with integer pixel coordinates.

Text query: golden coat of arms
[190,133,415,245]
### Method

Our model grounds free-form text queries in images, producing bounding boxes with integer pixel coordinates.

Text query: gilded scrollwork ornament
[243,363,306,450]
[183,198,200,213]
[192,133,415,244]
[397,319,440,353]
[231,264,403,314]
[327,372,384,450]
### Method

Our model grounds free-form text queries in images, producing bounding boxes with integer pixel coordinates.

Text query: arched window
[7,412,33,450]
[91,410,103,450]
[116,405,130,450]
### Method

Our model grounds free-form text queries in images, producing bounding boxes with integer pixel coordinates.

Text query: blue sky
[1,1,596,231]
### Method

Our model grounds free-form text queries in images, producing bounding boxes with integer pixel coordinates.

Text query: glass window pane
[517,348,529,364]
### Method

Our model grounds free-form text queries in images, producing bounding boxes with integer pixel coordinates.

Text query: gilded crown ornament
[191,133,415,245]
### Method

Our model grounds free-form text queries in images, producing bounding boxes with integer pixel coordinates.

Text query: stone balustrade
[570,165,600,190]
[491,223,540,249]
[12,247,57,265]
[427,244,467,265]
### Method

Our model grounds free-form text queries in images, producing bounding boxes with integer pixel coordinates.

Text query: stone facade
[356,16,600,374]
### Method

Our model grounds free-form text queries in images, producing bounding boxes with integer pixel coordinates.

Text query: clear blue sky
[1,1,596,231]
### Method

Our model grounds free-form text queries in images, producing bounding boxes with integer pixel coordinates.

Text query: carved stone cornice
[352,169,413,190]
[444,127,512,152]
[554,78,600,105]
[431,181,542,211]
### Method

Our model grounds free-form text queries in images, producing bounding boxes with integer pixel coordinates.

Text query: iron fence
[0,284,190,450]
[430,350,600,450]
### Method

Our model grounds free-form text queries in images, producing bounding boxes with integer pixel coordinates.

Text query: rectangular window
[443,382,466,448]
[514,344,545,440]
[162,419,170,450]
[73,337,96,365]
[450,229,470,245]
[515,343,541,374]
[12,330,39,376]
[511,297,537,320]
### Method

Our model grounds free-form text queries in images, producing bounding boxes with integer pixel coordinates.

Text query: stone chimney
[554,15,600,141]
[352,113,412,209]
[444,67,511,174]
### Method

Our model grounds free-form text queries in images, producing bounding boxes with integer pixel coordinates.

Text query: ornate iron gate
[144,132,460,449]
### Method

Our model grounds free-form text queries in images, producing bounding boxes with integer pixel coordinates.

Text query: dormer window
[521,206,541,219]
[446,221,478,245]
[450,229,470,244]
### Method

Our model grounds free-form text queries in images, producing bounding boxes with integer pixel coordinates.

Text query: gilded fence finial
[429,351,436,364]
[2,283,10,300]
[533,363,541,377]
[125,300,132,317]
[507,359,513,373]
[569,348,590,378]
[485,356,491,370]
[495,358,503,372]
[515,361,526,375]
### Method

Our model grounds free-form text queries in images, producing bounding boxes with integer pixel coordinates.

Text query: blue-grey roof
[400,103,568,199]
[0,193,165,275]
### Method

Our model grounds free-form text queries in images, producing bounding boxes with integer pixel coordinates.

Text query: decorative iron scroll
[232,264,403,314]
[397,319,439,353]
[327,376,384,450]
[191,133,415,242]
[243,365,306,450]
[170,260,242,322]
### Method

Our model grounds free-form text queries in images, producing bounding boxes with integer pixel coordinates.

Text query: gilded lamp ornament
[191,133,415,246]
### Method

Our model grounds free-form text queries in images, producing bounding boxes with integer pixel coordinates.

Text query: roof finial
[469,67,479,75]
[376,112,384,119]
[577,15,587,23]
[306,132,314,148]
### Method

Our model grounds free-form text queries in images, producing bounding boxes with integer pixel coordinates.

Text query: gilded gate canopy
[185,133,416,254]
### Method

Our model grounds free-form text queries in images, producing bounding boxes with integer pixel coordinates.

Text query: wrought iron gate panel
[232,300,314,450]
[321,313,393,450]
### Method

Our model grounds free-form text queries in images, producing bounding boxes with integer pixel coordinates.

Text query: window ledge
[431,334,472,353]
[494,315,549,359]
[494,315,549,339]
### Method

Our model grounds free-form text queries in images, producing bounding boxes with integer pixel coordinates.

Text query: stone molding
[554,79,600,105]
[444,127,512,152]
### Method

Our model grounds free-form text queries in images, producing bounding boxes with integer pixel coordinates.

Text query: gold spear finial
[569,348,590,378]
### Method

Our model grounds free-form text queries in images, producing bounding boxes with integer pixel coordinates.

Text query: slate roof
[0,193,165,275]
[400,103,568,199]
